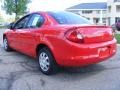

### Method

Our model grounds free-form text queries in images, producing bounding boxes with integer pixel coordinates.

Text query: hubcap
[3,38,8,50]
[39,52,50,72]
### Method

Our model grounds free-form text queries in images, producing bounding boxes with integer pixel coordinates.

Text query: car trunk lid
[72,26,113,43]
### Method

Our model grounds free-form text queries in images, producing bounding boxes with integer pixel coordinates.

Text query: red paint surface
[4,12,117,67]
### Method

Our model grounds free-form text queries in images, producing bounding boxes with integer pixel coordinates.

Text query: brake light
[65,29,83,43]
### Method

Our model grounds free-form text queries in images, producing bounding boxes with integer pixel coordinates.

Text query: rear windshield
[48,11,92,24]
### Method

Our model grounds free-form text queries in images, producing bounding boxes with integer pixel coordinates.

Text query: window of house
[93,18,100,24]
[102,10,107,14]
[114,0,120,2]
[86,18,90,20]
[108,6,111,13]
[115,17,120,23]
[82,10,92,14]
[96,10,100,14]
[116,5,120,12]
[108,17,111,25]
[102,18,106,24]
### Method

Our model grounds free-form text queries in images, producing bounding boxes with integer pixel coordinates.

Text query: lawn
[0,26,7,29]
[115,34,120,44]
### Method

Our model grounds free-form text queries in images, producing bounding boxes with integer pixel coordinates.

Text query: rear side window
[27,14,44,28]
[48,11,92,24]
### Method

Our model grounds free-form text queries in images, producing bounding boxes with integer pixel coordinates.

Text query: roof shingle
[67,2,107,10]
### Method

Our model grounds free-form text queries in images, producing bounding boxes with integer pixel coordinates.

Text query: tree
[2,0,31,20]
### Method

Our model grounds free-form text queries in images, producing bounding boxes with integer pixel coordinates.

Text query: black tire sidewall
[3,37,11,51]
[38,47,57,75]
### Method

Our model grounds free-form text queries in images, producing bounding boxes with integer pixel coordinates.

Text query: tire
[3,37,12,51]
[38,47,58,75]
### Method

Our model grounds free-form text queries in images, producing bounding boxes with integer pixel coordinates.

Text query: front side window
[48,11,92,24]
[14,15,30,29]
[27,14,44,28]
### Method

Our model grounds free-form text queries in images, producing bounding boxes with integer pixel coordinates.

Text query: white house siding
[67,9,107,25]
[107,0,120,25]
[66,1,120,26]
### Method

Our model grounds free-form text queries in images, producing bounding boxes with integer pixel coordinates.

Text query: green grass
[115,34,120,44]
[0,26,7,29]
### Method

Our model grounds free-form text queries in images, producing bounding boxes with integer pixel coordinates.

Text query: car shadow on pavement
[61,64,106,74]
[16,50,107,80]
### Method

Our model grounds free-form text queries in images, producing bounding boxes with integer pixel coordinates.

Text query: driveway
[0,28,120,90]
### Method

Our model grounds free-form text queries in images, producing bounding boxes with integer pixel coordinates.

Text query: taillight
[65,29,83,43]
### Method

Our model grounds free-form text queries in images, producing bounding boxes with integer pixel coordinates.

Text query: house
[66,2,107,25]
[107,0,120,25]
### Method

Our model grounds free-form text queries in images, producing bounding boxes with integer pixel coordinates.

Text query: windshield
[48,11,92,24]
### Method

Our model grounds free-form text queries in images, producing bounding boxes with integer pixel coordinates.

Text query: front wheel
[3,37,12,51]
[38,47,58,75]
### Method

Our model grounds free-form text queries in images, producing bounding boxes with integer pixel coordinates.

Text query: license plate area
[98,47,110,58]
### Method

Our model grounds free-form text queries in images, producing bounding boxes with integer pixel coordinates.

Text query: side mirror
[7,22,14,30]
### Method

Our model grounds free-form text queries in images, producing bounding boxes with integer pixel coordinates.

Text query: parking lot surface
[0,29,120,90]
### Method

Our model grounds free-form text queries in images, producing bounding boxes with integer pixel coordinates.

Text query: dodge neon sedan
[3,11,117,75]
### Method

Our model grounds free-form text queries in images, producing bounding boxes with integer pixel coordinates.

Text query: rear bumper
[59,52,115,67]
[54,39,117,67]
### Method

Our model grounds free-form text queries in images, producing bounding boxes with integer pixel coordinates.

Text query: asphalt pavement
[0,28,120,90]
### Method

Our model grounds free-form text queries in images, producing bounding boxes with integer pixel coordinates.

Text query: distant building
[107,0,120,25]
[66,2,107,25]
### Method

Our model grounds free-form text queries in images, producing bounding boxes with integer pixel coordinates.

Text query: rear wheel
[38,47,58,75]
[3,37,12,51]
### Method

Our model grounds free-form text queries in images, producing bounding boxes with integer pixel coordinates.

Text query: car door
[11,15,32,52]
[16,13,45,57]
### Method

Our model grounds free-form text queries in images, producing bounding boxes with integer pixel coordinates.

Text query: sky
[28,0,107,11]
[0,0,107,20]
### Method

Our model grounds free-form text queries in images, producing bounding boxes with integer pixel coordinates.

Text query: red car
[3,11,116,75]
